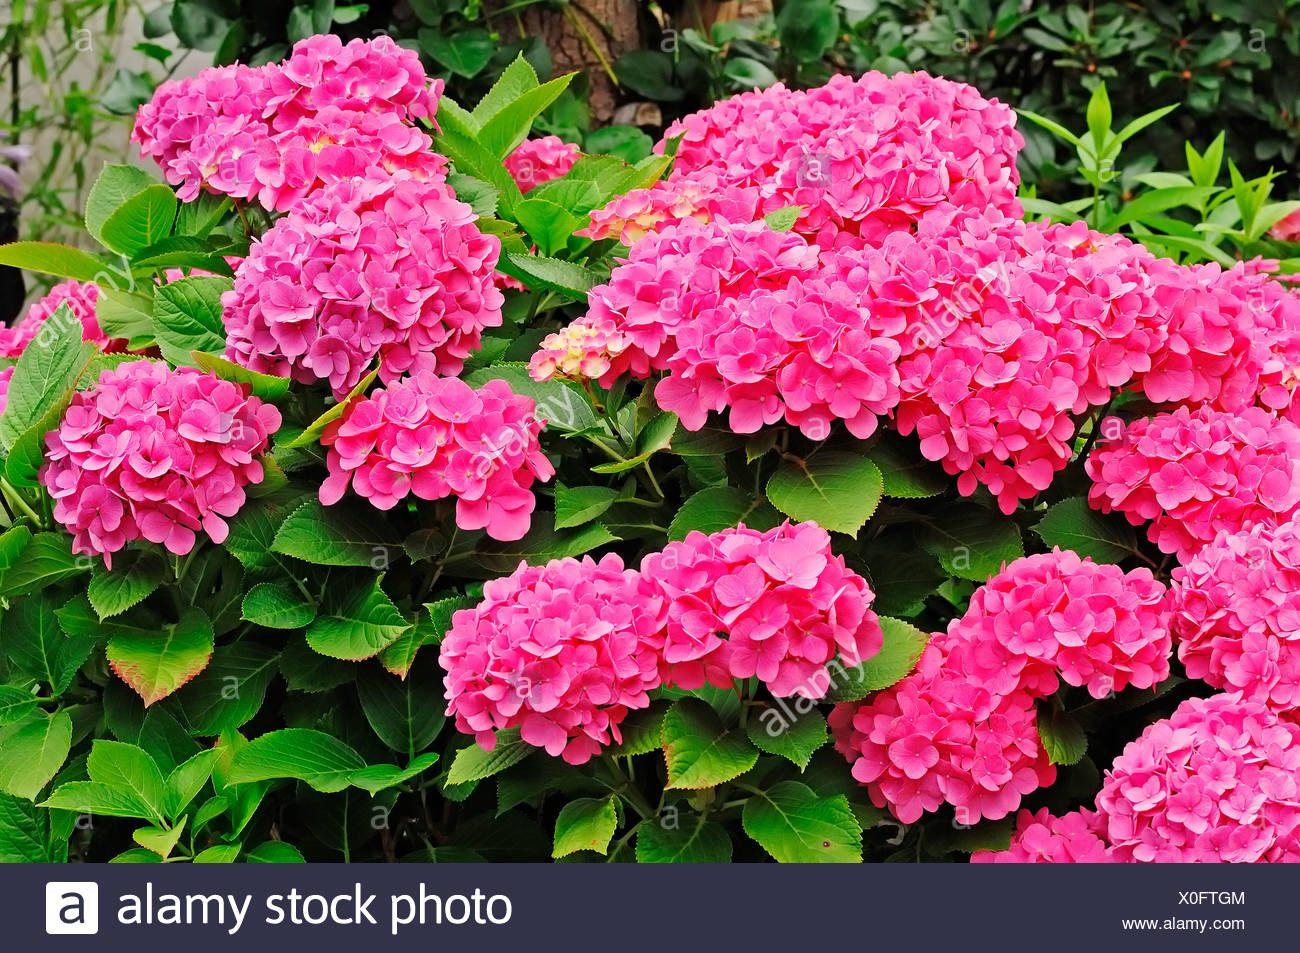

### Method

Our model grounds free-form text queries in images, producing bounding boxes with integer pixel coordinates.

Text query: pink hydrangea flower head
[1095,692,1300,862]
[0,281,115,357]
[504,136,580,193]
[528,315,630,382]
[132,36,443,209]
[224,170,503,399]
[971,808,1113,863]
[829,634,1055,825]
[439,552,664,764]
[1086,405,1300,560]
[262,34,442,132]
[661,71,1023,248]
[581,169,765,245]
[638,521,883,698]
[38,359,281,566]
[944,549,1173,701]
[1170,518,1300,712]
[319,370,554,541]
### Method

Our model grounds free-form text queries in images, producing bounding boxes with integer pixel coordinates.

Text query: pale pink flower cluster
[527,315,629,381]
[637,521,884,698]
[830,550,1172,824]
[1086,405,1300,560]
[1095,692,1300,862]
[132,35,444,210]
[1170,518,1300,712]
[0,281,112,357]
[971,808,1113,863]
[223,170,503,400]
[581,170,764,245]
[504,136,580,193]
[441,519,883,762]
[319,371,554,541]
[661,71,1024,248]
[39,360,280,566]
[440,553,664,765]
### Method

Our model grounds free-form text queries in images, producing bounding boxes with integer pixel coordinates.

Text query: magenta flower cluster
[970,808,1113,864]
[1170,518,1300,712]
[439,552,664,765]
[39,360,280,565]
[661,71,1024,247]
[319,370,554,541]
[830,550,1172,824]
[637,521,884,698]
[441,521,883,763]
[504,135,580,193]
[132,35,444,211]
[1095,693,1300,862]
[222,170,503,400]
[1086,405,1300,560]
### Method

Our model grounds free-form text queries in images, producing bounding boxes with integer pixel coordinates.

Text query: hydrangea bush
[0,35,1298,864]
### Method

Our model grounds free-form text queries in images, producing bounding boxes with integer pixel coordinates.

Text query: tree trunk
[497,0,640,123]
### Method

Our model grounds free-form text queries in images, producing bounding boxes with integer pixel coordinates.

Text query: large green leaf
[478,72,576,159]
[241,582,315,629]
[0,302,97,454]
[272,499,401,567]
[100,184,177,257]
[919,501,1025,583]
[636,817,733,862]
[0,241,114,282]
[0,711,72,800]
[305,575,410,661]
[468,55,538,127]
[741,781,862,863]
[348,752,441,795]
[869,440,950,499]
[823,617,930,703]
[0,687,38,727]
[176,643,279,736]
[357,659,445,756]
[224,729,367,793]
[3,591,95,693]
[1037,703,1087,767]
[86,740,167,822]
[495,252,604,300]
[88,549,166,619]
[419,27,494,78]
[661,698,758,790]
[152,275,230,365]
[1033,497,1142,565]
[107,607,215,705]
[746,709,828,770]
[554,483,618,529]
[85,164,156,242]
[668,486,769,541]
[446,728,532,785]
[552,795,618,858]
[0,792,70,861]
[765,452,883,535]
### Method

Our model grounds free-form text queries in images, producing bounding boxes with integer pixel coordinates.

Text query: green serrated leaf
[741,780,861,863]
[661,698,758,790]
[447,728,533,785]
[552,794,618,858]
[746,709,828,769]
[88,549,165,619]
[1033,497,1141,564]
[822,617,930,703]
[225,729,366,793]
[107,607,215,706]
[765,452,883,535]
